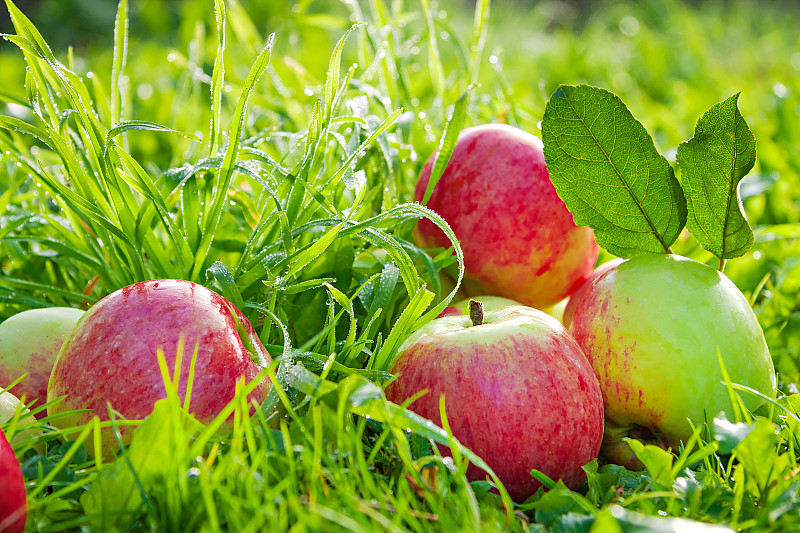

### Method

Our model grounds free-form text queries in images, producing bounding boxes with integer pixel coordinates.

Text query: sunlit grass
[2,0,800,530]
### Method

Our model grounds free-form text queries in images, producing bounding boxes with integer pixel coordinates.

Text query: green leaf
[713,415,756,455]
[677,93,756,260]
[81,400,186,529]
[542,84,687,257]
[623,438,674,487]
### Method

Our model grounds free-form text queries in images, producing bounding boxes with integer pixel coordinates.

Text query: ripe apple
[47,279,272,456]
[413,123,599,310]
[0,307,85,416]
[562,258,624,328]
[386,302,604,501]
[0,427,26,533]
[569,255,777,467]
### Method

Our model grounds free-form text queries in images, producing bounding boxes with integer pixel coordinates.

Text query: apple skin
[47,279,272,456]
[386,305,604,501]
[569,255,777,467]
[0,427,26,533]
[413,124,599,309]
[0,307,85,417]
[562,258,625,328]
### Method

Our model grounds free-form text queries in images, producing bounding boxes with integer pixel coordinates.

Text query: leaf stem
[719,257,727,272]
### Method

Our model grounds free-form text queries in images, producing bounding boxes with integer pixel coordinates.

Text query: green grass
[2,0,800,531]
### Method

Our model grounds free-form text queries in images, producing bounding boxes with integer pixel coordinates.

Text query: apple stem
[469,299,484,326]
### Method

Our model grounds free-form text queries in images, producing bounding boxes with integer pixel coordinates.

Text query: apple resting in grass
[569,255,777,468]
[47,279,272,456]
[0,427,26,533]
[0,307,85,416]
[414,124,598,310]
[386,301,604,501]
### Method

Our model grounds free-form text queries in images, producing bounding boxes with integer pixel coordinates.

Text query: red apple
[386,302,603,501]
[562,258,624,328]
[569,255,777,468]
[0,427,26,533]
[0,307,85,417]
[414,124,599,309]
[47,279,272,456]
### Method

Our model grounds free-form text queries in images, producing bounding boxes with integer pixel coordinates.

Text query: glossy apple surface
[386,305,603,501]
[0,307,85,416]
[47,279,272,456]
[0,427,26,533]
[569,255,777,467]
[413,124,598,309]
[562,258,624,328]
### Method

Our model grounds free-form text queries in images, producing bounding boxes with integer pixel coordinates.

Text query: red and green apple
[0,307,85,416]
[413,123,598,310]
[386,302,604,501]
[569,255,777,467]
[47,279,272,456]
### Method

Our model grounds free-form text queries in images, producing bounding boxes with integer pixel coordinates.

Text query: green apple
[569,254,777,467]
[0,391,44,451]
[0,307,85,416]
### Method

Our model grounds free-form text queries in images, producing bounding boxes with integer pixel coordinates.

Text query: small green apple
[569,254,777,467]
[0,391,44,450]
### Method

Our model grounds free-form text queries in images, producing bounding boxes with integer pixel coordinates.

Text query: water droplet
[619,16,640,36]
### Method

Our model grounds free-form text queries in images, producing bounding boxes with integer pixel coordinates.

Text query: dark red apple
[386,302,603,501]
[414,124,599,310]
[0,427,26,533]
[47,279,272,456]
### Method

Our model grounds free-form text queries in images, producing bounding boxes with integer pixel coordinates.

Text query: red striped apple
[569,255,777,467]
[414,124,598,310]
[386,302,603,501]
[0,426,26,533]
[0,307,85,416]
[47,279,272,456]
